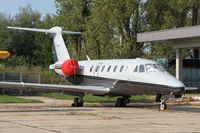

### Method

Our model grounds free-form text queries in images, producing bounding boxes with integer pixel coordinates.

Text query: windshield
[145,64,166,72]
[157,64,166,72]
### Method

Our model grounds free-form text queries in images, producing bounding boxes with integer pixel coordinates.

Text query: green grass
[0,95,43,103]
[37,92,153,103]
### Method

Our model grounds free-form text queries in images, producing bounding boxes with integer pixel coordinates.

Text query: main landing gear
[115,97,130,107]
[71,98,84,107]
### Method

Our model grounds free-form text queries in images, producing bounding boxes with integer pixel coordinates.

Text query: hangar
[137,25,200,88]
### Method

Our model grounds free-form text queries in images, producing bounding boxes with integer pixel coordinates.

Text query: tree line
[0,0,200,68]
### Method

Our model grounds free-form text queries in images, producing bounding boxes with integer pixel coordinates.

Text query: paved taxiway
[0,96,200,133]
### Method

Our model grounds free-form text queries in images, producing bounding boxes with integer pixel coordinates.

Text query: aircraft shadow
[99,102,200,113]
[0,102,199,113]
[0,108,93,113]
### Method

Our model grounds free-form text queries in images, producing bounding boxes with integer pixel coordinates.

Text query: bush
[1,55,28,67]
[0,63,68,84]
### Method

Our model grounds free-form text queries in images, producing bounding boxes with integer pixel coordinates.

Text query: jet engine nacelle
[61,59,79,76]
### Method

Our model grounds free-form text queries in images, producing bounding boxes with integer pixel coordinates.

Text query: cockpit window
[157,64,166,72]
[139,65,145,72]
[145,64,166,72]
[146,64,159,72]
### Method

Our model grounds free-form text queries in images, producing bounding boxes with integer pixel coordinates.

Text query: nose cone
[152,73,185,87]
[158,73,186,93]
[147,72,185,91]
[171,78,185,88]
[170,80,185,97]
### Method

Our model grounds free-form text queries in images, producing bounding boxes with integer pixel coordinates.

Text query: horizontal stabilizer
[7,26,82,35]
[7,26,54,34]
[62,31,82,35]
[0,82,110,95]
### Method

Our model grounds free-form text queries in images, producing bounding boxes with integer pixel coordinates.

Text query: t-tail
[7,26,82,76]
[7,26,82,62]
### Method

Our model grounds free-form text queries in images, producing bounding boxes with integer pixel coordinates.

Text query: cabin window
[113,65,118,72]
[120,65,124,72]
[101,65,105,72]
[95,66,99,72]
[139,65,145,72]
[134,66,138,72]
[107,65,111,72]
[90,66,94,72]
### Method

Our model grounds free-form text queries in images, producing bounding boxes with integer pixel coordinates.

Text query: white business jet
[0,26,185,110]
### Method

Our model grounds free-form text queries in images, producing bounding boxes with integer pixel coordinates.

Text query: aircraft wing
[0,82,110,95]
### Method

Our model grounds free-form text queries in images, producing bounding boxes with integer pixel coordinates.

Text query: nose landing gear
[158,93,174,111]
[160,100,167,111]
[156,94,167,110]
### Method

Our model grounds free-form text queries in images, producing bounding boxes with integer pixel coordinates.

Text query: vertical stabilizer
[49,27,70,61]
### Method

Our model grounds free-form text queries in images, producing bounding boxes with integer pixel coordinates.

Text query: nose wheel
[160,101,167,111]
[159,94,172,111]
[156,94,173,111]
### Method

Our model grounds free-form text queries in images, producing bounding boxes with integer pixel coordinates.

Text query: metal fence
[0,71,40,95]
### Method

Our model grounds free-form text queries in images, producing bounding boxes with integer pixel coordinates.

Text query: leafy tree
[144,0,193,59]
[3,55,28,67]
[55,0,90,59]
[33,14,56,67]
[85,0,145,59]
[8,5,41,65]
[55,0,145,59]
[2,0,200,67]
[0,13,13,51]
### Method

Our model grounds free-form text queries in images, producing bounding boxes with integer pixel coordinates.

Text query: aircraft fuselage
[53,58,185,97]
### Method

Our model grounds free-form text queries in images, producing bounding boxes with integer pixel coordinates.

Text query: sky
[0,0,57,17]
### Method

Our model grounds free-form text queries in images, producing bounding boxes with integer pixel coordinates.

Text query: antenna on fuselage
[86,55,91,60]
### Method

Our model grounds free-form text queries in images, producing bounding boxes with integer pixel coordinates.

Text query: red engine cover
[61,59,79,76]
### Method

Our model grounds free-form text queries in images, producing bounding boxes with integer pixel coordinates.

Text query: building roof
[137,25,200,42]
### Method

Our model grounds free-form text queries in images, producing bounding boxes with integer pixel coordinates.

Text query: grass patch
[37,92,153,103]
[0,95,43,103]
[37,92,76,100]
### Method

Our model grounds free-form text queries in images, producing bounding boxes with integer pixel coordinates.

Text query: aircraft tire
[116,98,123,107]
[160,102,167,111]
[79,100,84,107]
[116,98,127,107]
[73,98,84,107]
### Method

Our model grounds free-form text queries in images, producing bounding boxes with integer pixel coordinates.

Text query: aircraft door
[93,62,103,77]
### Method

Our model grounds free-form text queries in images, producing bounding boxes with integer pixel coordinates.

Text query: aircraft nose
[175,80,185,88]
[157,73,186,93]
[172,86,185,93]
[161,73,186,88]
[171,80,185,93]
